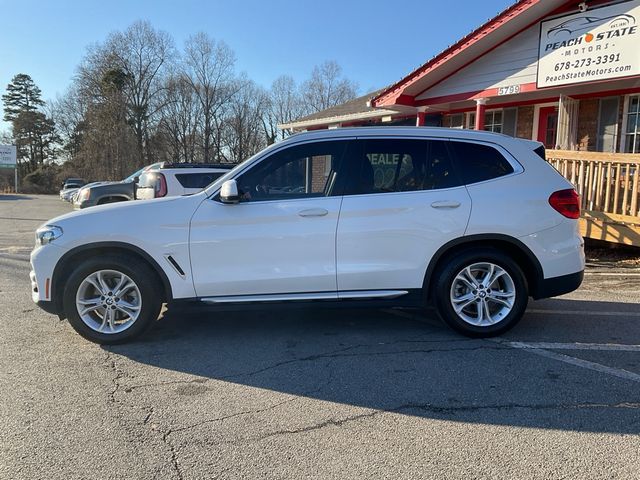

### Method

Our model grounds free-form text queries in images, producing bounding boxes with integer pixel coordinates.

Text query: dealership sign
[537,1,640,88]
[0,145,17,169]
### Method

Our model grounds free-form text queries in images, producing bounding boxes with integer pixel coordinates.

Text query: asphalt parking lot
[1,194,639,479]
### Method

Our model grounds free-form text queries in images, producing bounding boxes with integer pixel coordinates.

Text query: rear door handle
[298,208,329,217]
[431,201,461,209]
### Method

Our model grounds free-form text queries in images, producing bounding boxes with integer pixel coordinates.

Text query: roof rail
[159,162,235,169]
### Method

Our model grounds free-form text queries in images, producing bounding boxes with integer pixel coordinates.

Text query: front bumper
[30,243,65,306]
[73,199,94,210]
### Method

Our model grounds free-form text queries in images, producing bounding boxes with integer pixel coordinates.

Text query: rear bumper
[532,270,584,300]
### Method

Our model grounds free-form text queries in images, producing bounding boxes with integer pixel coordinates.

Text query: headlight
[35,225,63,246]
[77,188,90,202]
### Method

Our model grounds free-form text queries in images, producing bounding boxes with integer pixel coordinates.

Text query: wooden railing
[546,150,640,246]
[547,150,640,223]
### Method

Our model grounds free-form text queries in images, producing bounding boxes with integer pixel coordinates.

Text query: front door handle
[298,208,329,217]
[431,201,461,209]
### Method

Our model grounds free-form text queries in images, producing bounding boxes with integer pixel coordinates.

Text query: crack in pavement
[104,351,124,405]
[217,401,640,446]
[121,338,478,392]
[215,340,501,381]
[166,358,338,437]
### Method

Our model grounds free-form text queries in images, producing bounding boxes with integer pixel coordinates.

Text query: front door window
[235,141,348,202]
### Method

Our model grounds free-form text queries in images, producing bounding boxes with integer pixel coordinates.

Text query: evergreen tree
[2,73,58,177]
[2,74,45,122]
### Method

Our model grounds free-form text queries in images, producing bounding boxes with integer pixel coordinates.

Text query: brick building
[281,0,640,155]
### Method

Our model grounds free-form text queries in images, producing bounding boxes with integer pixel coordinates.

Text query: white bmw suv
[30,127,584,344]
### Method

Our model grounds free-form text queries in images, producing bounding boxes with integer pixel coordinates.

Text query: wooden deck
[547,150,640,246]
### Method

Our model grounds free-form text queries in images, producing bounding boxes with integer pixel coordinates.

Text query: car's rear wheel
[62,256,162,344]
[433,248,528,337]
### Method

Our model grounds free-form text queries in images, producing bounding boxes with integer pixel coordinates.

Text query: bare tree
[183,32,238,162]
[48,87,88,162]
[300,60,358,113]
[107,21,175,165]
[158,74,203,163]
[223,77,268,163]
[263,75,304,144]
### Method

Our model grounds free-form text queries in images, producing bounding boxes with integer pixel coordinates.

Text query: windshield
[122,166,147,183]
[122,162,162,183]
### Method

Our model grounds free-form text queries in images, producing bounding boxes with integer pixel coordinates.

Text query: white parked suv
[30,127,584,344]
[136,163,232,200]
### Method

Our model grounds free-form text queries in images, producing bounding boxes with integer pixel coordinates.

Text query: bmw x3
[30,127,585,344]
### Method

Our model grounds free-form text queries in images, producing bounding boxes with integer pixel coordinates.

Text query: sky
[0,0,514,131]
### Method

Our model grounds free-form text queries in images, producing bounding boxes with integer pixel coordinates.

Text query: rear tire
[432,248,528,337]
[62,255,162,344]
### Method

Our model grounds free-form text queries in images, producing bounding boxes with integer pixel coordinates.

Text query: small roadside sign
[0,145,17,169]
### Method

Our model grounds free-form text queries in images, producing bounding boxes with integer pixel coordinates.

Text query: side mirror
[133,176,140,184]
[220,179,240,204]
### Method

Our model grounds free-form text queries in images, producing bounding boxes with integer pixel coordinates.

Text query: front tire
[62,255,163,344]
[432,248,528,337]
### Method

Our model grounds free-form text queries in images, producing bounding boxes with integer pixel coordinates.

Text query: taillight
[155,173,167,198]
[549,189,580,219]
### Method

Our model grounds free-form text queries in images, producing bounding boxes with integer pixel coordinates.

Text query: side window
[448,141,514,185]
[235,141,348,202]
[175,172,225,189]
[344,139,460,195]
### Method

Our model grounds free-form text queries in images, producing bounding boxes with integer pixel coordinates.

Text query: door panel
[190,197,342,296]
[336,138,471,292]
[337,188,471,291]
[189,139,351,298]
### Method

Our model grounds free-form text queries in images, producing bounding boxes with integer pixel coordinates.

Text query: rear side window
[344,139,460,195]
[175,172,225,189]
[448,141,514,184]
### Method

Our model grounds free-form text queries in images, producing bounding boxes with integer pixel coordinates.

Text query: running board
[200,290,409,304]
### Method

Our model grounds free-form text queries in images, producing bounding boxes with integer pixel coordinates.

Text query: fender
[422,233,544,299]
[51,241,173,310]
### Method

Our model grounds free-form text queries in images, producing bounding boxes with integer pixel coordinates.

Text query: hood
[42,192,205,230]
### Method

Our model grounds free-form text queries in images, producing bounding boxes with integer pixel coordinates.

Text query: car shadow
[105,298,640,434]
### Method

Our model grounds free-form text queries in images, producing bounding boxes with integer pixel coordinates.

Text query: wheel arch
[51,242,173,317]
[423,234,544,301]
[97,195,129,205]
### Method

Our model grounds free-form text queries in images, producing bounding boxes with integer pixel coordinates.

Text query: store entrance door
[537,106,559,149]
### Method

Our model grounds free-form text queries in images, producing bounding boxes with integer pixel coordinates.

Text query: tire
[62,255,163,344]
[432,248,528,338]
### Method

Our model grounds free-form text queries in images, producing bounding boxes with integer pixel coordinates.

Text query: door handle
[431,201,461,209]
[298,208,329,217]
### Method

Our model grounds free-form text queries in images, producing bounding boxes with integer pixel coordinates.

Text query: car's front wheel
[62,256,163,344]
[433,249,528,337]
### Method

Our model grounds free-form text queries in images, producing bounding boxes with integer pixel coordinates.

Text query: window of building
[502,108,518,137]
[448,141,514,185]
[597,97,619,153]
[484,110,503,133]
[449,114,464,129]
[344,139,460,195]
[465,109,515,134]
[622,95,640,153]
[467,112,476,129]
